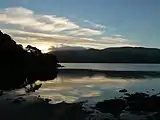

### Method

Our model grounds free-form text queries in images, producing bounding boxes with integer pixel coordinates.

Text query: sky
[0,0,160,52]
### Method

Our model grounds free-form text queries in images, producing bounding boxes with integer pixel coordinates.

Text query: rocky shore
[1,90,160,120]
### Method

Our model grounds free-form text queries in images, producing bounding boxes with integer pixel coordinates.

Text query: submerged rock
[119,89,128,93]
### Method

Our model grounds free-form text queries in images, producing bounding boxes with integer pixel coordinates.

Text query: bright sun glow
[37,45,50,53]
[25,43,51,53]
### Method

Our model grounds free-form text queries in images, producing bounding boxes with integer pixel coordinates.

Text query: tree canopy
[0,31,60,90]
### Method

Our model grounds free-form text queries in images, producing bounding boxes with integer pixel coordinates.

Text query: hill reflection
[59,69,160,78]
[35,69,160,103]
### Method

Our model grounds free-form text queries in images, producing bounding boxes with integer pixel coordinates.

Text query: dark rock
[44,98,52,103]
[152,112,160,120]
[0,90,3,96]
[119,89,127,93]
[5,98,12,101]
[124,93,131,97]
[123,92,160,112]
[95,99,127,117]
[124,92,149,101]
[12,99,22,104]
[146,90,150,93]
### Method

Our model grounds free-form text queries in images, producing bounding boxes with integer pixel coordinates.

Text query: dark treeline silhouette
[51,47,160,63]
[0,31,60,90]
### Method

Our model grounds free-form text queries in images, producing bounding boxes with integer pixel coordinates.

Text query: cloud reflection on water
[37,75,139,103]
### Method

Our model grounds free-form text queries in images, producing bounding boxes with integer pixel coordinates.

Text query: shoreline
[59,69,160,78]
[1,90,160,120]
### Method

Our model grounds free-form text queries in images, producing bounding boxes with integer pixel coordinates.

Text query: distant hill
[49,47,160,63]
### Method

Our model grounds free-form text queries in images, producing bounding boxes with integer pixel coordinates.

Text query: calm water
[34,63,160,103]
[61,63,160,71]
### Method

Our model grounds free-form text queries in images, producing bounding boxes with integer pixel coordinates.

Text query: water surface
[35,63,160,103]
[61,63,160,71]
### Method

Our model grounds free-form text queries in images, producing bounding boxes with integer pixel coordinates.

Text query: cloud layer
[0,7,136,52]
[0,7,103,36]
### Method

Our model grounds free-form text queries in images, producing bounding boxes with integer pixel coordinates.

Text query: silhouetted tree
[0,30,60,90]
[26,45,42,55]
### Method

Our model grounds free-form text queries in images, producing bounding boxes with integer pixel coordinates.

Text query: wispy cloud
[0,7,137,52]
[0,7,103,36]
[115,34,123,37]
[84,20,106,29]
[2,28,136,51]
[65,28,103,36]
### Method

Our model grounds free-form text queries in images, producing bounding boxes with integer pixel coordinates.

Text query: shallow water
[3,63,160,120]
[35,63,160,103]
